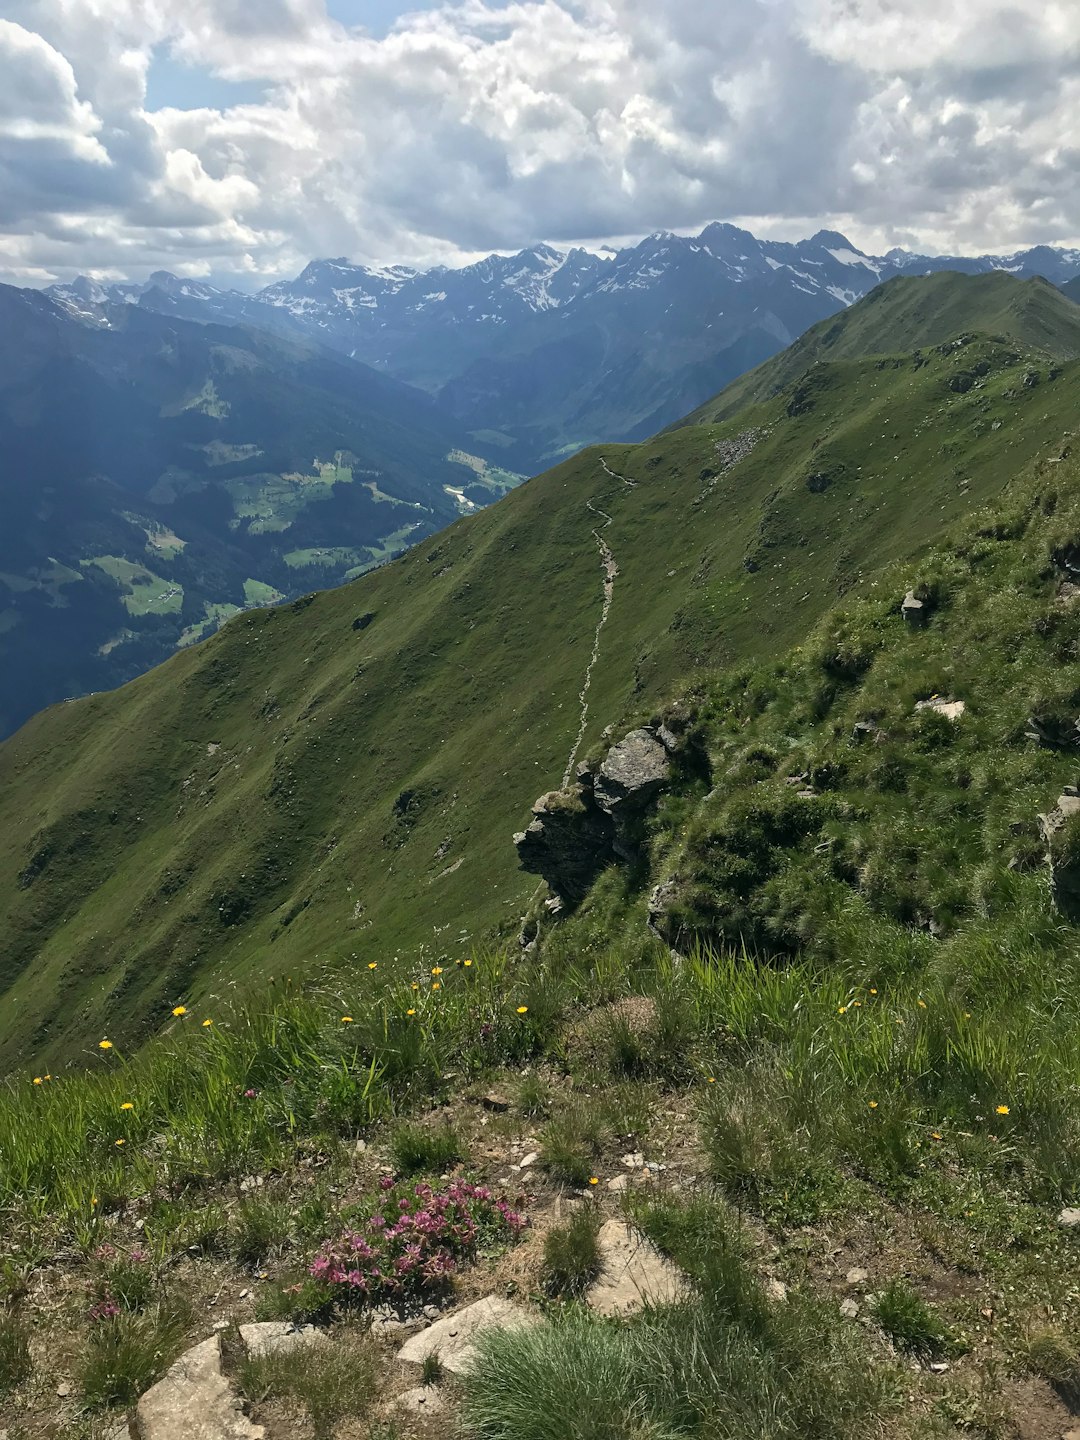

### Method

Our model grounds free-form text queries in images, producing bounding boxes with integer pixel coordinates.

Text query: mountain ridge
[45,225,1080,475]
[4,270,1080,1066]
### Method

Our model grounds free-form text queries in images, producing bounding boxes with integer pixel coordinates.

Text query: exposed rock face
[396,1296,536,1376]
[515,726,672,905]
[135,1336,262,1440]
[594,728,671,861]
[902,589,929,627]
[915,695,965,721]
[514,785,614,906]
[1039,791,1080,919]
[586,1219,688,1317]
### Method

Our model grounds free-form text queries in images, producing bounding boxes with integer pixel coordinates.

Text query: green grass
[243,578,284,606]
[459,1266,889,1440]
[10,274,1080,1064]
[871,1279,953,1359]
[81,555,183,616]
[79,1301,189,1407]
[238,1331,379,1439]
[389,1120,461,1175]
[541,1205,602,1298]
[0,1312,31,1394]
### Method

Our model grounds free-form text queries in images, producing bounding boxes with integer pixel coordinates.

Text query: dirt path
[600,455,636,489]
[560,458,634,787]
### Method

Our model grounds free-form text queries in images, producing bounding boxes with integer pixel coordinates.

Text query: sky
[4,0,1080,288]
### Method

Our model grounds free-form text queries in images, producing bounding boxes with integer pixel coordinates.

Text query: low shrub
[311,1179,526,1304]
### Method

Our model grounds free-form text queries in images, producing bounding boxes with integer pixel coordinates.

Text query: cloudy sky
[4,0,1080,288]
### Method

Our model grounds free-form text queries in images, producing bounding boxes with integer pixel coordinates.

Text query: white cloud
[3,0,1080,286]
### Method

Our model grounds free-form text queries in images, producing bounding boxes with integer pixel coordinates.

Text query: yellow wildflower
[838,1006,847,1015]
[115,1138,125,1147]
[368,962,378,971]
[588,1177,599,1186]
[431,966,444,975]
[917,1000,927,1010]
[869,1101,878,1110]
[869,988,878,995]
[341,1015,354,1024]
[463,959,473,968]
[202,1018,213,1027]
[407,1009,416,1017]
[99,1039,113,1050]
[172,1005,187,1017]
[996,1105,1010,1116]
[120,1102,134,1111]
[516,1006,528,1015]
[432,982,442,991]
[32,1077,42,1086]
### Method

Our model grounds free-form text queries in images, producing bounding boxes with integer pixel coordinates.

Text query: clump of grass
[255,1274,333,1325]
[80,1301,189,1408]
[231,1197,292,1266]
[541,1206,602,1299]
[870,1279,951,1358]
[517,1074,552,1118]
[0,1311,31,1393]
[239,1332,378,1440]
[540,1104,607,1187]
[459,1271,889,1439]
[420,1351,443,1385]
[90,1244,154,1313]
[390,1121,461,1175]
[1021,1326,1079,1385]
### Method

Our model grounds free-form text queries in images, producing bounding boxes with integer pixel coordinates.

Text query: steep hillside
[678,271,1080,425]
[10,335,1080,1440]
[0,286,517,738]
[49,228,1080,475]
[2,273,1079,1067]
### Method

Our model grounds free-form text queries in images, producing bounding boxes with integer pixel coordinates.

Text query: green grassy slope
[2,273,1079,1067]
[679,271,1080,425]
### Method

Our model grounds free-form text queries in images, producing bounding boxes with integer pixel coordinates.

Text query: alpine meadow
[7,2,1080,1434]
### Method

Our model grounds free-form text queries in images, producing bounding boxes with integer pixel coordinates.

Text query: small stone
[840,1298,859,1319]
[846,1267,870,1286]
[519,1151,539,1168]
[353,1139,367,1157]
[621,1152,645,1170]
[1059,1207,1080,1228]
[398,1386,445,1415]
[765,1278,788,1303]
[606,1174,630,1192]
[56,1382,72,1398]
[239,1176,263,1193]
[929,1361,950,1373]
[237,1289,250,1301]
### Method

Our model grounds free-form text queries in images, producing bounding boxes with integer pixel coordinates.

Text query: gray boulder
[515,726,671,904]
[901,590,929,628]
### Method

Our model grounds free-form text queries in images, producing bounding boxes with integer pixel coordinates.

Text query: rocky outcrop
[514,726,672,905]
[1039,790,1080,919]
[902,589,930,627]
[585,1219,688,1317]
[134,1323,321,1440]
[397,1295,536,1377]
[135,1336,262,1440]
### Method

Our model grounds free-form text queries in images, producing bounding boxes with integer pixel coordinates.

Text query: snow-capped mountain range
[47,224,1080,473]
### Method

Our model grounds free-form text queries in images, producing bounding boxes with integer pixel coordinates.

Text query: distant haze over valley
[46,224,1080,477]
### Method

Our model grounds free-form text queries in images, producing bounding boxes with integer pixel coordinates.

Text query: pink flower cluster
[311,1180,526,1302]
